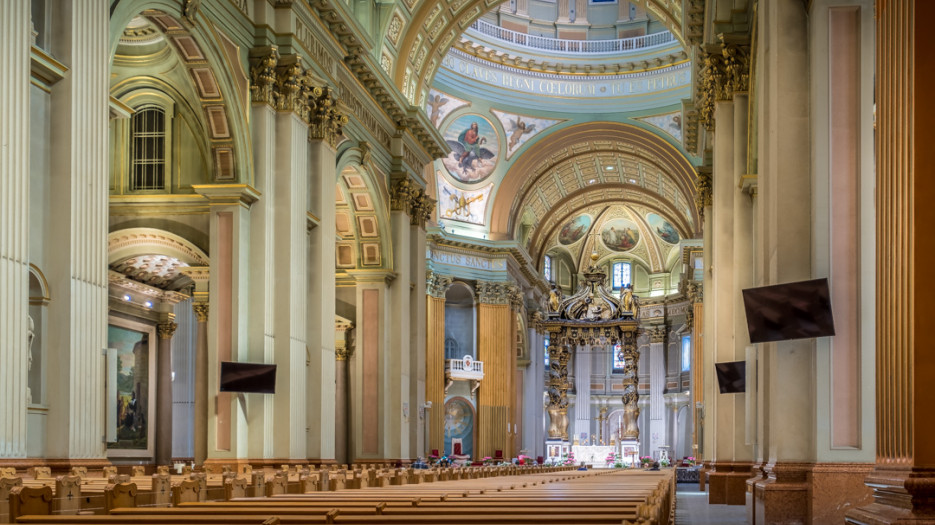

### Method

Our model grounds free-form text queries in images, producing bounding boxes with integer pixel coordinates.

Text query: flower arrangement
[482,456,494,465]
[562,451,576,466]
[518,454,532,465]
[640,456,653,467]
[660,458,670,468]
[685,456,696,466]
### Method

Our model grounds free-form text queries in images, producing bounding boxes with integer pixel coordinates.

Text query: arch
[391,0,687,105]
[108,227,209,266]
[489,122,699,251]
[109,4,251,186]
[28,264,51,305]
[335,147,394,271]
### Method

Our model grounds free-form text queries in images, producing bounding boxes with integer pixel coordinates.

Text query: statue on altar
[622,388,640,439]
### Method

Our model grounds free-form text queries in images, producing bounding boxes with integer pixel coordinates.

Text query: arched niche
[444,281,476,362]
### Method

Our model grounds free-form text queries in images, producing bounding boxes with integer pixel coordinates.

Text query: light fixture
[605,165,614,171]
[144,301,153,308]
[589,179,596,184]
[123,294,131,301]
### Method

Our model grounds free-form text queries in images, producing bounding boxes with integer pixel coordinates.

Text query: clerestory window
[130,106,167,191]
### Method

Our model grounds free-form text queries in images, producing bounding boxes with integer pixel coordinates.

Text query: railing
[446,358,485,380]
[468,19,675,54]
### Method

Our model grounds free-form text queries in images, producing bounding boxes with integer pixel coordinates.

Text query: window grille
[612,262,631,290]
[544,255,553,281]
[130,106,166,190]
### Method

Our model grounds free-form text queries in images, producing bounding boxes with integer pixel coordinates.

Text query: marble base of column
[699,460,711,492]
[334,357,348,465]
[746,461,768,523]
[753,462,810,524]
[845,467,935,525]
[708,461,755,505]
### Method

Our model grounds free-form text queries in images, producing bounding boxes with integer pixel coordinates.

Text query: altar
[572,445,616,467]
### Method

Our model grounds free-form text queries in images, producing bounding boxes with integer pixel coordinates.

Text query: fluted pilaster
[0,0,30,459]
[425,272,450,456]
[476,283,513,459]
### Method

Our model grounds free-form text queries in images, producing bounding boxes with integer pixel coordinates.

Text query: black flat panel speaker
[741,278,835,344]
[715,361,746,394]
[219,362,277,394]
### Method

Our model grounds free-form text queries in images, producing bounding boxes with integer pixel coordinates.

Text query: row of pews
[2,465,674,525]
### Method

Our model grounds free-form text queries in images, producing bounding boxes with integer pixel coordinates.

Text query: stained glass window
[544,255,552,281]
[612,343,625,371]
[681,336,691,372]
[544,337,550,367]
[612,262,631,290]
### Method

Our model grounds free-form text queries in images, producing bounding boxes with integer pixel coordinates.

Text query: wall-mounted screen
[715,361,746,394]
[219,362,276,394]
[741,278,835,344]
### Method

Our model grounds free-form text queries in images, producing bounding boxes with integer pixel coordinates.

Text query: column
[180,268,209,465]
[384,176,413,462]
[193,185,258,468]
[44,0,109,463]
[273,56,309,461]
[574,346,591,445]
[523,313,545,459]
[408,195,429,459]
[752,0,814,521]
[556,0,571,25]
[306,88,346,464]
[334,319,354,465]
[847,2,935,522]
[476,281,513,459]
[425,272,450,456]
[155,316,178,466]
[0,0,30,460]
[572,0,588,25]
[246,47,278,462]
[648,326,666,457]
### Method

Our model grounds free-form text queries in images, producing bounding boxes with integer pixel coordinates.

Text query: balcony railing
[446,358,485,380]
[467,19,675,55]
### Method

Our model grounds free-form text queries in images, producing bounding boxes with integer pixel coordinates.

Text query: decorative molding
[694,166,712,217]
[274,56,305,114]
[409,188,436,228]
[648,325,667,344]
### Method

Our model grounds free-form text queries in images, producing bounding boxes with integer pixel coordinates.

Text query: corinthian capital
[192,302,209,323]
[157,321,178,340]
[409,189,436,227]
[426,271,452,298]
[249,47,279,106]
[390,177,414,213]
[308,87,348,148]
[476,281,511,305]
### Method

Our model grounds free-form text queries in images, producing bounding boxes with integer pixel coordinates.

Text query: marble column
[180,268,209,465]
[523,316,545,459]
[574,346,591,444]
[476,282,514,459]
[246,47,278,462]
[273,60,309,461]
[350,273,392,461]
[0,0,30,460]
[847,2,935,522]
[334,319,354,466]
[751,0,814,521]
[572,0,588,25]
[156,319,178,465]
[44,0,109,463]
[425,273,450,456]
[648,327,666,456]
[305,89,345,464]
[409,197,431,458]
[556,0,571,25]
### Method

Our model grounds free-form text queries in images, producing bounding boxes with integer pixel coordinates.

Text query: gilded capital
[719,38,750,95]
[694,168,712,217]
[274,57,305,114]
[426,271,452,298]
[192,302,209,323]
[507,285,524,310]
[475,281,511,305]
[249,48,279,106]
[157,321,178,340]
[649,326,667,344]
[335,343,352,361]
[409,189,436,227]
[390,177,414,213]
[308,87,347,148]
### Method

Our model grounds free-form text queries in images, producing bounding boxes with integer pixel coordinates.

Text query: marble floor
[675,486,749,525]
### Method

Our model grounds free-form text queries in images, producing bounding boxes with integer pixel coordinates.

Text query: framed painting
[106,316,156,458]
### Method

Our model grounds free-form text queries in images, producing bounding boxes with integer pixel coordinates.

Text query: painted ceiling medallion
[646,213,680,244]
[558,214,592,245]
[441,114,499,184]
[436,174,492,225]
[600,218,640,252]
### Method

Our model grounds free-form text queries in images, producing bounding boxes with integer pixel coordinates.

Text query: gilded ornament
[249,50,279,106]
[192,302,209,322]
[157,321,178,340]
[390,177,414,213]
[426,271,452,298]
[308,87,348,148]
[274,60,304,113]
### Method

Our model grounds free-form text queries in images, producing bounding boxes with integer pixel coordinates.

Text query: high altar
[540,253,642,461]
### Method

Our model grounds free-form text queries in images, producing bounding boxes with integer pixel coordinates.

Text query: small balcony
[445,356,484,393]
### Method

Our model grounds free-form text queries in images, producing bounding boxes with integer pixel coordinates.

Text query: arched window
[543,255,552,281]
[612,261,631,290]
[130,106,167,190]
